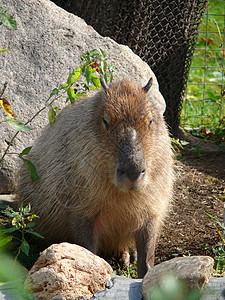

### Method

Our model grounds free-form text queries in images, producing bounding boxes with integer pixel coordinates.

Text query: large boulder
[0,0,163,193]
[25,243,114,299]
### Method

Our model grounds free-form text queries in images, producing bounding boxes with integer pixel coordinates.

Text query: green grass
[180,0,225,142]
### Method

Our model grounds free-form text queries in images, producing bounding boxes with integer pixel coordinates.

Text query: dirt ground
[155,137,225,267]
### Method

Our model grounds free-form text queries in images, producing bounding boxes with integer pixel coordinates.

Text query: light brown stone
[25,243,113,299]
[142,256,214,300]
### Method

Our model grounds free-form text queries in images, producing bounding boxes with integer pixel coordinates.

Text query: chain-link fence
[181,1,225,135]
[52,0,209,135]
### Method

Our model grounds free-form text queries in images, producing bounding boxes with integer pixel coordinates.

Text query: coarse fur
[16,78,174,277]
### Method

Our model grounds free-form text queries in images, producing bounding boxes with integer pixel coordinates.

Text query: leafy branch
[0,203,44,260]
[0,49,114,180]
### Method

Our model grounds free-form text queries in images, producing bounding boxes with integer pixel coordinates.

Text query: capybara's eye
[148,119,153,130]
[102,118,110,130]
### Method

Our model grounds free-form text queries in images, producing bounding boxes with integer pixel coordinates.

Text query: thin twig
[14,231,24,264]
[214,19,224,50]
[24,90,67,126]
[0,131,19,163]
[0,81,8,98]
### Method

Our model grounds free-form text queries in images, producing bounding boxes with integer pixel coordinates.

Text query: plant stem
[14,231,24,263]
[0,131,19,163]
[0,82,8,98]
[0,89,67,164]
[24,91,66,126]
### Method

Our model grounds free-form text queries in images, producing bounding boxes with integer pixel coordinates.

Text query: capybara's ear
[143,77,153,93]
[144,77,166,115]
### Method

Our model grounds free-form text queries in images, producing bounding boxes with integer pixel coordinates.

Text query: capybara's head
[91,76,167,192]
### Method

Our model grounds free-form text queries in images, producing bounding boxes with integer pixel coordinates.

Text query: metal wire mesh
[182,2,225,132]
[52,0,209,135]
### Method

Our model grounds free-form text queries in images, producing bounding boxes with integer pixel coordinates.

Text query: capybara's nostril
[141,168,146,176]
[117,168,125,177]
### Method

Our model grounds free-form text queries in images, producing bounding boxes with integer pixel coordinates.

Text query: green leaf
[19,146,32,158]
[23,204,31,215]
[21,158,39,182]
[91,75,101,88]
[69,87,75,98]
[47,88,58,101]
[21,239,30,256]
[205,213,224,229]
[48,107,56,126]
[67,73,72,85]
[99,48,106,57]
[67,87,76,104]
[25,228,44,239]
[85,52,90,62]
[0,235,13,247]
[103,60,107,73]
[109,72,113,83]
[72,67,81,83]
[85,67,92,84]
[104,74,108,84]
[2,227,17,234]
[26,222,36,228]
[60,83,68,90]
[53,106,61,111]
[1,14,17,30]
[74,92,86,100]
[89,86,96,90]
[7,119,32,132]
[0,46,10,52]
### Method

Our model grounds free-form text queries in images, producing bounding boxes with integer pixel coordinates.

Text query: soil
[155,136,225,269]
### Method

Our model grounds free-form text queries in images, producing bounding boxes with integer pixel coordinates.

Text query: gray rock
[142,256,214,300]
[201,277,225,300]
[0,281,35,300]
[0,0,164,193]
[92,276,142,300]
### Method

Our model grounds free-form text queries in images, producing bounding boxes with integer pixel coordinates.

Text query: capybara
[16,76,174,277]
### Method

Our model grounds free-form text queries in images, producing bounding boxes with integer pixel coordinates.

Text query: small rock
[25,243,113,300]
[142,256,214,300]
[105,279,113,289]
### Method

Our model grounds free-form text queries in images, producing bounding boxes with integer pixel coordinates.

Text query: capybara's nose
[117,162,146,182]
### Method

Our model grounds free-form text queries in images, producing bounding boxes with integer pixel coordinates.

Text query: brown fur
[16,78,174,277]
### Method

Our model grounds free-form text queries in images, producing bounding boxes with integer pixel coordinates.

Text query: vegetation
[181,0,225,143]
[145,274,203,300]
[206,212,225,276]
[0,2,16,52]
[0,203,43,266]
[0,48,114,180]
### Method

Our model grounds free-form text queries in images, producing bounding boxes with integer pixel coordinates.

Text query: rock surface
[0,0,164,193]
[92,276,142,299]
[25,243,113,299]
[202,277,225,300]
[91,276,225,300]
[142,256,214,300]
[1,276,225,300]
